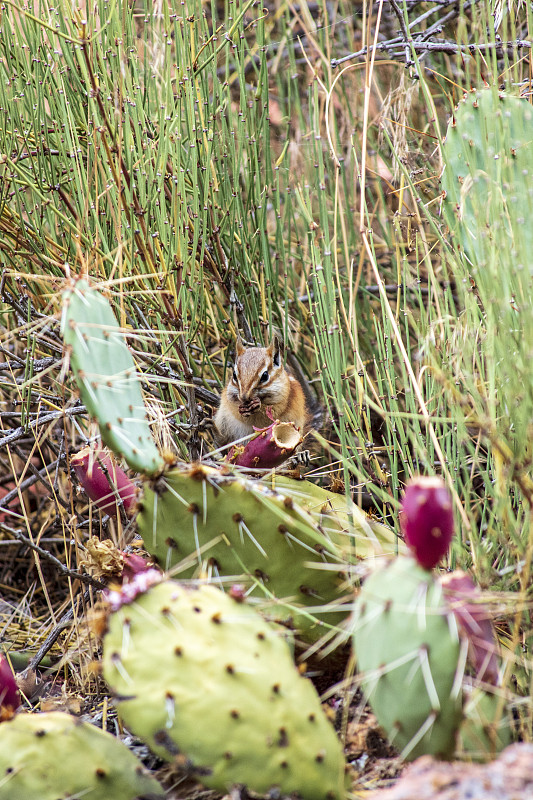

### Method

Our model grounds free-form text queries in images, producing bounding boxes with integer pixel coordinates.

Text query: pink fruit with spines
[0,654,20,720]
[72,446,136,517]
[400,476,454,569]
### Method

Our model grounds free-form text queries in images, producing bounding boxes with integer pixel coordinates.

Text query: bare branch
[0,521,106,591]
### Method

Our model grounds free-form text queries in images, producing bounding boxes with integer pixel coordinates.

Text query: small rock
[371,743,533,800]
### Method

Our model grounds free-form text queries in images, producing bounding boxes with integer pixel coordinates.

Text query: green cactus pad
[265,476,405,559]
[353,557,463,760]
[138,465,388,639]
[0,711,164,800]
[441,88,533,272]
[61,278,164,476]
[457,688,512,761]
[102,580,348,800]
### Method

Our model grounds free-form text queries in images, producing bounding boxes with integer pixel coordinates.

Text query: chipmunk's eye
[260,370,269,383]
[232,369,238,382]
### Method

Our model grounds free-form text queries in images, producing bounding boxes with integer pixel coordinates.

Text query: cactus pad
[352,557,463,759]
[0,711,164,799]
[61,278,164,475]
[102,580,347,799]
[441,88,533,272]
[137,465,397,639]
[265,475,404,559]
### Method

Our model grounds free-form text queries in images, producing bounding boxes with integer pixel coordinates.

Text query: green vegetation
[0,0,532,791]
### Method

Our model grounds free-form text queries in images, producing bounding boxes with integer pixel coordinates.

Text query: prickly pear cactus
[441,88,533,273]
[265,475,404,559]
[137,465,397,639]
[0,711,164,800]
[352,557,463,760]
[61,278,164,476]
[457,687,512,761]
[441,89,533,465]
[102,580,348,800]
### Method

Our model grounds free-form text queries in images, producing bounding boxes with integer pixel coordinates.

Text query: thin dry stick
[0,458,63,510]
[389,0,415,69]
[332,37,531,68]
[0,522,106,591]
[26,588,94,671]
[0,405,87,449]
[359,0,385,232]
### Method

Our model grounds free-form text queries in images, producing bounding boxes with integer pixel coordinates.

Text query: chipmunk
[214,335,311,448]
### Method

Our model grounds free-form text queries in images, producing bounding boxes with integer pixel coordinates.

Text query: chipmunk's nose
[239,384,254,402]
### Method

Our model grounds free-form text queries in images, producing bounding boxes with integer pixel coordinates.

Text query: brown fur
[214,338,310,447]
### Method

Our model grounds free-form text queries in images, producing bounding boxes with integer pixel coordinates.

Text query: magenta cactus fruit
[400,476,454,569]
[0,654,20,720]
[227,420,303,469]
[71,446,136,517]
[104,553,162,611]
[441,571,500,686]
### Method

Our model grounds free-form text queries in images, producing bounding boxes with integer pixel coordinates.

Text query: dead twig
[0,405,87,449]
[332,36,531,68]
[0,521,106,592]
[26,587,94,671]
[331,0,530,69]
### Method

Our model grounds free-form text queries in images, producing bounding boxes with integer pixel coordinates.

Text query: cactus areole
[400,476,454,569]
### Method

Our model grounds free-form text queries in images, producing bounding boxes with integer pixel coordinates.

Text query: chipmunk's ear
[236,335,245,357]
[268,333,283,367]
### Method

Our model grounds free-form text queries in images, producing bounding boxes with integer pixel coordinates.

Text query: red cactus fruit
[227,421,303,470]
[72,446,137,517]
[104,553,161,611]
[400,476,454,569]
[121,553,152,582]
[0,654,21,721]
[441,571,500,686]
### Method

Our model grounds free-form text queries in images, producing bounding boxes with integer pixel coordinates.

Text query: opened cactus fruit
[226,419,303,469]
